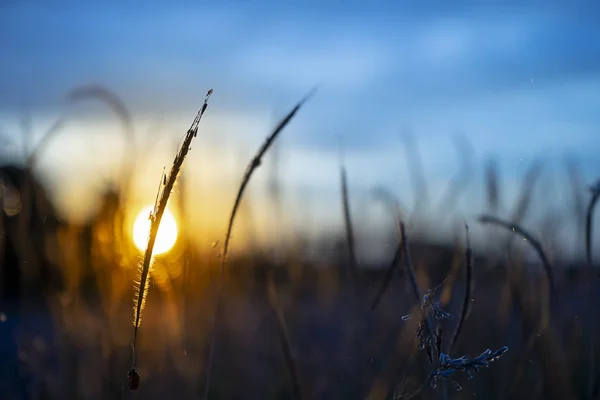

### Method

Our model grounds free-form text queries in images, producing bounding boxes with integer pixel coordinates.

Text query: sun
[133,206,178,255]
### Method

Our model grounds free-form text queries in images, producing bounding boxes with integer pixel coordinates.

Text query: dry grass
[203,88,315,399]
[129,89,212,389]
[448,224,472,354]
[0,85,599,400]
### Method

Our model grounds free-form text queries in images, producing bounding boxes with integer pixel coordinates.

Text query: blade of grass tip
[478,214,555,299]
[448,222,472,353]
[340,163,358,290]
[203,88,315,400]
[134,93,210,332]
[585,180,600,265]
[129,89,212,389]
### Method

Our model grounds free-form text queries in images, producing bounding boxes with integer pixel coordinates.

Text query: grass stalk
[128,89,212,389]
[340,164,358,289]
[448,223,472,353]
[202,88,315,399]
[478,214,554,297]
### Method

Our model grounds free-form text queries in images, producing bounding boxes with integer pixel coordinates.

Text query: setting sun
[133,206,178,255]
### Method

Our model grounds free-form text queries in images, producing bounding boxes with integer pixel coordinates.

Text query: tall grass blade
[340,164,357,288]
[128,89,212,388]
[202,88,315,399]
[448,223,472,352]
[478,214,554,297]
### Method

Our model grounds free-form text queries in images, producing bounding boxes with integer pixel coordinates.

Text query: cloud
[230,33,392,92]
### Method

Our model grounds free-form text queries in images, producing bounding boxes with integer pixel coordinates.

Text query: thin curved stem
[128,90,212,389]
[340,165,358,289]
[202,88,315,400]
[478,215,554,296]
[448,223,472,353]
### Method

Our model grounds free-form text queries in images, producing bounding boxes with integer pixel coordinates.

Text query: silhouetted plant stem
[448,223,472,353]
[202,88,315,400]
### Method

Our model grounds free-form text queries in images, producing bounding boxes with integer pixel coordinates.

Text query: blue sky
[1,1,600,260]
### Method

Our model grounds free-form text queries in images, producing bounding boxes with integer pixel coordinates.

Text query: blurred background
[1,1,600,399]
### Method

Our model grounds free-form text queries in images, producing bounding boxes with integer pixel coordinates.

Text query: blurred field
[1,90,599,400]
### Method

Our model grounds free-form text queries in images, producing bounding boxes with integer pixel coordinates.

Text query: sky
[1,1,600,262]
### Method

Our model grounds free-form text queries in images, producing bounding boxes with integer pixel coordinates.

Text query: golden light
[133,206,178,255]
